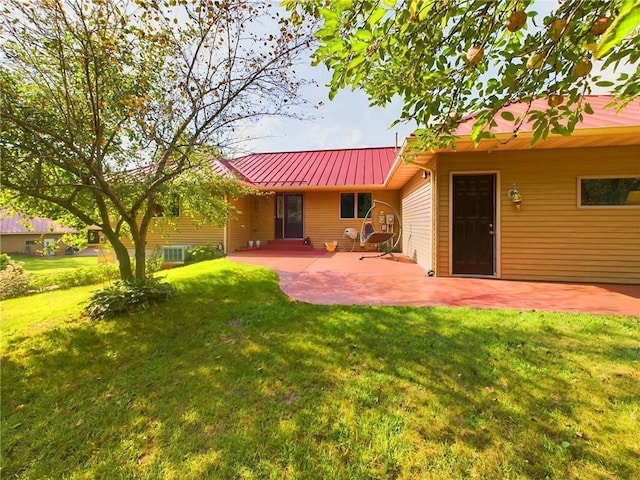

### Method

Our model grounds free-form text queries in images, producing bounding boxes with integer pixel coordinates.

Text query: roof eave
[454,125,640,149]
[385,125,640,187]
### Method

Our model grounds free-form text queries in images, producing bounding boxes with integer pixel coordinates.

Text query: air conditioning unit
[162,245,191,263]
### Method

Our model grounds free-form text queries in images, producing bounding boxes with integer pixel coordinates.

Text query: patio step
[263,239,315,251]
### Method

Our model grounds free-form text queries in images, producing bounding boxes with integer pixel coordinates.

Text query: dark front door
[452,174,495,275]
[275,193,304,239]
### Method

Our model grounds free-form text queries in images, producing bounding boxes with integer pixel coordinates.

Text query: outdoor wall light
[508,184,522,210]
[421,170,431,180]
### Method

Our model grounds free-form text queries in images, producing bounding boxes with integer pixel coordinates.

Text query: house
[392,95,640,284]
[142,148,400,261]
[0,210,77,256]
[143,95,640,284]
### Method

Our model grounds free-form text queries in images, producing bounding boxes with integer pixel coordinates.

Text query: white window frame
[577,175,640,209]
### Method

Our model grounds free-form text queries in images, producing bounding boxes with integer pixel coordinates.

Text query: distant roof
[0,210,77,235]
[455,95,640,136]
[230,147,397,188]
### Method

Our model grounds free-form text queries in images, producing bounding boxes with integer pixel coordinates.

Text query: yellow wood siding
[401,171,433,271]
[228,196,252,252]
[294,190,401,251]
[436,145,640,284]
[249,194,276,247]
[143,215,225,254]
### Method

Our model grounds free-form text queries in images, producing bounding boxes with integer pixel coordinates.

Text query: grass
[12,254,101,276]
[2,259,639,479]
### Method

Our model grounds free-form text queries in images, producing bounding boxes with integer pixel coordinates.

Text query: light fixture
[508,184,522,210]
[421,170,431,180]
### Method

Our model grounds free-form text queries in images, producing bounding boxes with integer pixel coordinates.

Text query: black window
[340,193,372,219]
[580,177,640,206]
[357,193,372,218]
[153,194,180,217]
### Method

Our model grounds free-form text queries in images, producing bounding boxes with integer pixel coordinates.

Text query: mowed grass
[1,259,639,479]
[12,254,100,276]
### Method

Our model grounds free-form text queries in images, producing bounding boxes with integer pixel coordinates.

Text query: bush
[0,256,31,300]
[146,249,163,274]
[187,244,224,264]
[29,264,120,291]
[84,276,176,320]
[0,253,11,271]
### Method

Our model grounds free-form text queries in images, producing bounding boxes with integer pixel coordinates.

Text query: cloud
[231,87,415,155]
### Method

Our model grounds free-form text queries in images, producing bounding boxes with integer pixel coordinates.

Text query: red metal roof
[0,210,77,234]
[230,147,397,188]
[455,95,640,136]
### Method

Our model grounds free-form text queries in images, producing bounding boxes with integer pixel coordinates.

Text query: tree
[285,0,639,148]
[0,0,313,280]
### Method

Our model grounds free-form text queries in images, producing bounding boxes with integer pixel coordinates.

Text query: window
[153,194,180,217]
[579,176,640,207]
[340,193,372,219]
[162,245,189,262]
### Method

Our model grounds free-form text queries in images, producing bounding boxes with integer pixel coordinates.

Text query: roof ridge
[232,145,397,159]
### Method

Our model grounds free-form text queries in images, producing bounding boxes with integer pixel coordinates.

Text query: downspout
[224,193,228,254]
[431,159,438,276]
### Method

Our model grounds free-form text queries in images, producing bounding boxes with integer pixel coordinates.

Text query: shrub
[29,264,120,291]
[84,276,176,320]
[187,244,224,264]
[146,249,164,274]
[0,253,11,271]
[0,256,31,300]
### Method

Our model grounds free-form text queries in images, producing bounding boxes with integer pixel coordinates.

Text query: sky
[233,64,417,155]
[231,1,634,156]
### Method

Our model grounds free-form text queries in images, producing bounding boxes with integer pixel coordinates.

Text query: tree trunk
[107,234,134,280]
[134,232,147,280]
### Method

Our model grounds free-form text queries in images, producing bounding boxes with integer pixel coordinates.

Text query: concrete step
[264,240,314,250]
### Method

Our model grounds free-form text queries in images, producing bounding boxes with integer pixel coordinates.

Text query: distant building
[0,210,77,256]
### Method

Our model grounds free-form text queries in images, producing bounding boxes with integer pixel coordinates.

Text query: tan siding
[301,190,401,251]
[144,216,225,254]
[249,194,276,247]
[436,145,640,284]
[401,172,433,271]
[0,234,70,256]
[228,196,251,252]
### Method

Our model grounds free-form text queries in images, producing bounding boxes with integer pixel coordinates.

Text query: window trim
[339,192,372,219]
[577,175,640,209]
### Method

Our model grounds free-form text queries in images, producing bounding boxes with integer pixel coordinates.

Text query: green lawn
[2,260,639,479]
[12,254,100,276]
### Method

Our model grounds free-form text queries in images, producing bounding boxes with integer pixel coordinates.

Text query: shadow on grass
[2,261,639,479]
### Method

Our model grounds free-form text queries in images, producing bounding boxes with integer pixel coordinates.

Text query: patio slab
[228,251,640,316]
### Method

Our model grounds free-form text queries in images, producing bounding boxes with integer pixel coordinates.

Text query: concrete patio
[228,251,640,316]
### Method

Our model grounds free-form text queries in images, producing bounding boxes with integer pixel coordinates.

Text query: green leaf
[320,7,339,22]
[347,54,366,72]
[355,29,373,41]
[584,102,594,115]
[595,0,640,60]
[500,111,515,121]
[367,7,387,28]
[418,2,433,22]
